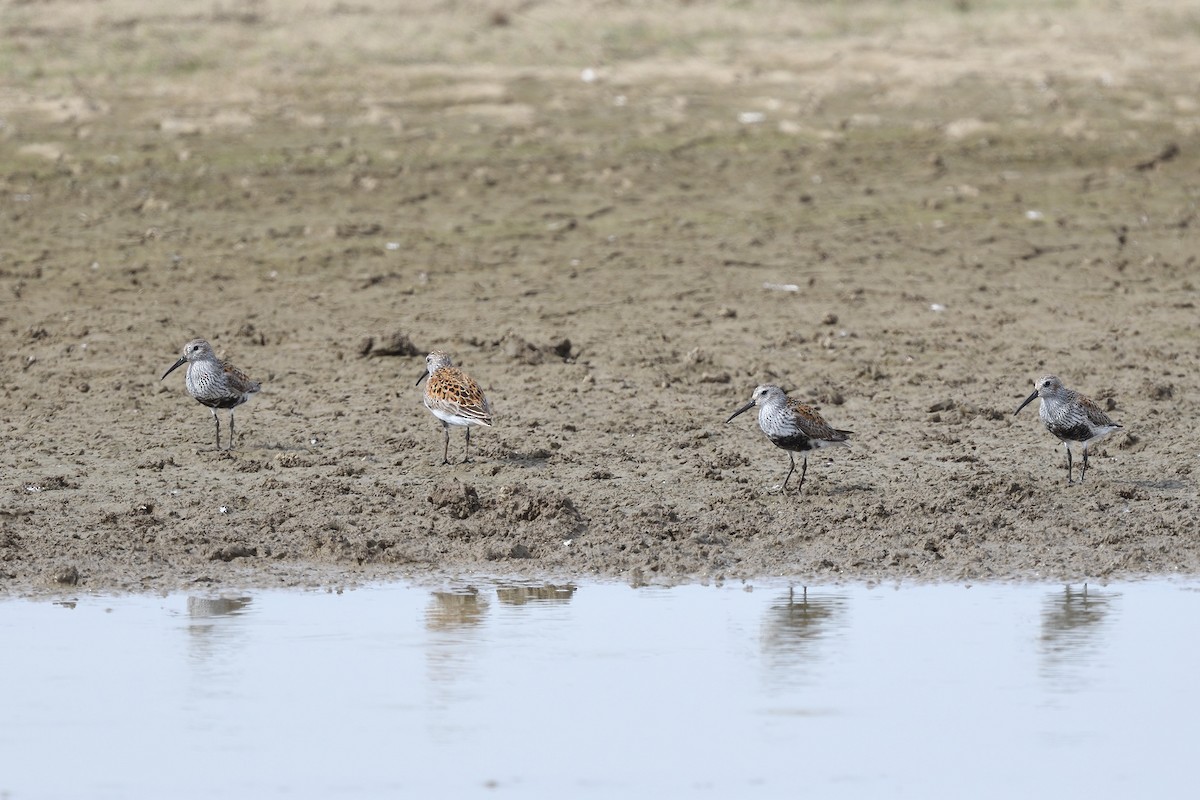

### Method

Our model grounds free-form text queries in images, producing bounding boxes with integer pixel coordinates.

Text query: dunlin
[726,384,852,493]
[1014,375,1122,483]
[161,338,261,450]
[416,350,493,464]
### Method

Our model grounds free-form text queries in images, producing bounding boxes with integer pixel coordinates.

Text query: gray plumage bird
[161,338,261,450]
[726,384,852,493]
[1014,375,1121,483]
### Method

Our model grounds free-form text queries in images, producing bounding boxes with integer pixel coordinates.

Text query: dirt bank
[1,0,1197,594]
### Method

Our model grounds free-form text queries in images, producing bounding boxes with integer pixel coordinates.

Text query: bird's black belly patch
[769,433,814,452]
[198,397,242,410]
[1051,422,1092,442]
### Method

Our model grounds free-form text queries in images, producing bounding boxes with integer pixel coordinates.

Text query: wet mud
[1,0,1197,594]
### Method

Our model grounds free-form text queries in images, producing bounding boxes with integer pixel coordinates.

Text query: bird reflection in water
[1039,583,1116,692]
[185,596,253,668]
[495,584,576,606]
[426,587,489,631]
[761,587,847,687]
[187,596,253,619]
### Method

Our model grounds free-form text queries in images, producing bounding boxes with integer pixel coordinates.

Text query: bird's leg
[463,427,472,464]
[780,453,795,493]
[211,409,221,450]
[797,454,809,494]
[1080,443,1089,483]
[229,410,236,450]
[441,421,451,465]
[1065,442,1073,484]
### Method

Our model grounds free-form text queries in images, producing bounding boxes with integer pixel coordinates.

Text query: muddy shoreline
[2,1,1198,595]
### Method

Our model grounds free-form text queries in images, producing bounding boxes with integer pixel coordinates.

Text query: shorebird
[416,350,493,464]
[726,384,852,493]
[161,338,260,450]
[1014,375,1122,483]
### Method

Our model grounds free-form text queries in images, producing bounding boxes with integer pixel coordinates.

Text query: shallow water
[2,580,1196,798]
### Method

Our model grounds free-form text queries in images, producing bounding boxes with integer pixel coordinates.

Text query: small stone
[51,566,80,586]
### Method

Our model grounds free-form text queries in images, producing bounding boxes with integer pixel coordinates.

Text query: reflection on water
[183,596,255,700]
[760,587,847,688]
[426,584,576,631]
[1039,583,1116,691]
[425,587,489,721]
[427,587,489,631]
[423,583,577,721]
[185,596,252,659]
[496,584,576,605]
[187,596,253,619]
[2,580,1198,798]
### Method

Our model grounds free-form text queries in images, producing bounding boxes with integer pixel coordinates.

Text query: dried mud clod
[136,457,178,471]
[236,323,267,346]
[49,565,80,586]
[1,529,23,553]
[16,475,78,494]
[493,543,534,560]
[210,545,258,562]
[427,483,587,559]
[495,484,583,531]
[428,480,482,519]
[495,332,573,364]
[275,453,313,469]
[1145,382,1174,401]
[358,331,421,358]
[1115,486,1149,501]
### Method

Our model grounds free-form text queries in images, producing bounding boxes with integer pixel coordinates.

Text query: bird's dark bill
[1014,389,1040,416]
[725,400,756,424]
[160,357,187,381]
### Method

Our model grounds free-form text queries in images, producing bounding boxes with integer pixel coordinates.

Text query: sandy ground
[1,0,1198,595]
